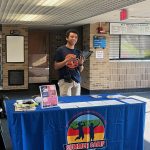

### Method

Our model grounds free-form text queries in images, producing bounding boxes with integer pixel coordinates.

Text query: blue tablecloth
[5,95,146,150]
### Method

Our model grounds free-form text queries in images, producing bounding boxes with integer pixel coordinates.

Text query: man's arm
[79,65,84,72]
[78,56,84,72]
[54,60,67,70]
[54,56,76,70]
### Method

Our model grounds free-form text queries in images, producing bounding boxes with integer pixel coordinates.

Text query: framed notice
[6,36,24,62]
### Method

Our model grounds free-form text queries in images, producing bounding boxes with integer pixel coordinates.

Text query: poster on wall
[93,35,106,49]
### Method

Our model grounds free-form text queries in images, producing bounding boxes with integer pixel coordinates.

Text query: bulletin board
[110,23,150,35]
[6,36,24,62]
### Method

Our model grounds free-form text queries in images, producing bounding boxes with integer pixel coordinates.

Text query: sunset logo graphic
[64,111,106,150]
[65,54,79,69]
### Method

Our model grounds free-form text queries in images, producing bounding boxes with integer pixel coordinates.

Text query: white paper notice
[96,51,103,59]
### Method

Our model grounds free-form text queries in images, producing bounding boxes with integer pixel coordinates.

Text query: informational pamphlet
[39,84,58,108]
[14,99,38,111]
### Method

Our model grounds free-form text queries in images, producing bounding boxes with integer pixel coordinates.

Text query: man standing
[54,29,84,96]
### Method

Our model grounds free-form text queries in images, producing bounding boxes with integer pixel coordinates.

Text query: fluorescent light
[18,15,42,21]
[37,0,66,6]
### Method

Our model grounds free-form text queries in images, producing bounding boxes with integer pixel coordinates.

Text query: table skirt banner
[6,101,145,150]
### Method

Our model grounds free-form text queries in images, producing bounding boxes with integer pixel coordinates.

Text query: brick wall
[82,22,150,91]
[2,25,28,90]
[109,61,150,89]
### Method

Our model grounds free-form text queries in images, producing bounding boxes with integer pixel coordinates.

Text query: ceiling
[0,0,150,29]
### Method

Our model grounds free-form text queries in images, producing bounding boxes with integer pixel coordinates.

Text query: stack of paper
[58,100,124,109]
[14,99,38,111]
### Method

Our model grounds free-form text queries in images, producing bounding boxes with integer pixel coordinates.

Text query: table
[5,94,146,150]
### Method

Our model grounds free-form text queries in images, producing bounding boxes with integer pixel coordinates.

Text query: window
[109,35,120,59]
[109,35,150,59]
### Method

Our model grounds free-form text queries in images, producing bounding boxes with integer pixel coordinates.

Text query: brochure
[39,84,58,108]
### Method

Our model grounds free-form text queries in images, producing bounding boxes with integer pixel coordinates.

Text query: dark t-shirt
[54,45,82,83]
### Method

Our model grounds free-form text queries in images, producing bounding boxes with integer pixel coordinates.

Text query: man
[54,29,84,96]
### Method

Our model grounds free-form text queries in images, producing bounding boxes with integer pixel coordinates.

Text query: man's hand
[78,56,84,72]
[65,54,77,64]
[78,56,85,66]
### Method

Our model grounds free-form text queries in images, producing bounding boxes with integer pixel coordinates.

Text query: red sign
[120,9,128,21]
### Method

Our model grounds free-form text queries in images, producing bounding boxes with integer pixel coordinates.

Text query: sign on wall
[110,23,150,35]
[96,51,104,59]
[93,36,106,49]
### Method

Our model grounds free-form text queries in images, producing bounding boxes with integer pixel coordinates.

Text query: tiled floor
[0,86,150,150]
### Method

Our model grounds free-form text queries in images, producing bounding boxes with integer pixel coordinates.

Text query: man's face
[66,32,78,45]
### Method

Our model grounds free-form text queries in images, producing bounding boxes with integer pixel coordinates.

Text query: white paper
[128,95,150,112]
[58,102,93,108]
[88,100,124,106]
[57,103,78,109]
[96,51,103,59]
[88,101,109,106]
[73,102,93,108]
[128,95,150,103]
[119,98,143,104]
[102,100,125,105]
[107,94,127,99]
[90,95,102,98]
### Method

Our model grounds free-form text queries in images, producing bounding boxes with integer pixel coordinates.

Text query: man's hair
[66,29,79,38]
